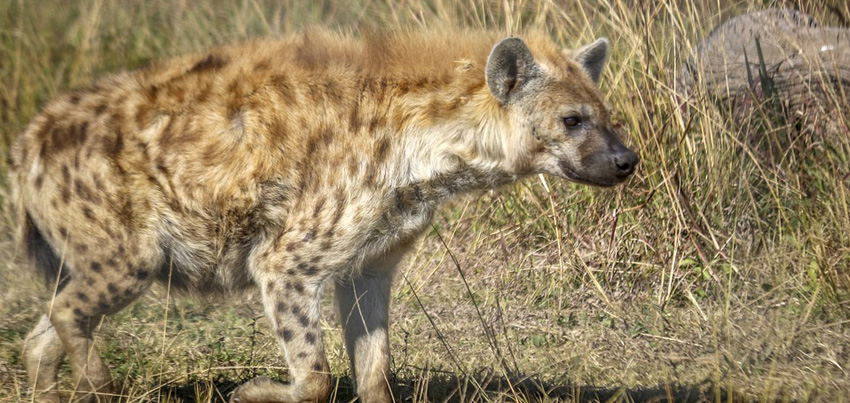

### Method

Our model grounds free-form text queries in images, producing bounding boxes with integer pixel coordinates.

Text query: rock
[679,9,849,139]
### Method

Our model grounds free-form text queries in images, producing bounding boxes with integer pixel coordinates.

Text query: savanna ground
[1,0,849,401]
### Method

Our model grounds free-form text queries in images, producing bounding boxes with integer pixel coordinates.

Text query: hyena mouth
[558,159,619,187]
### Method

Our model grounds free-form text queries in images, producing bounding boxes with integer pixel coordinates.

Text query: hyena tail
[20,211,70,293]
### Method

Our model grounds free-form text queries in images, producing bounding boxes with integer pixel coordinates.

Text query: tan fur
[11,28,636,403]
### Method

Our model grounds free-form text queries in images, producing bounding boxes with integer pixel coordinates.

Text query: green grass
[2,0,849,402]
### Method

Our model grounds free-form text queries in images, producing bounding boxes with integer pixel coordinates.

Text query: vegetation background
[1,0,848,401]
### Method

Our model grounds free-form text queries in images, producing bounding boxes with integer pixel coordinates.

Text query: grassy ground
[1,0,849,401]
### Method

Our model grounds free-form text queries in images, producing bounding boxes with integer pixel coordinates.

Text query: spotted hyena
[10,28,638,403]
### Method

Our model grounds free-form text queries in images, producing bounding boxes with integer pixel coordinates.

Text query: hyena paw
[229,376,276,403]
[229,375,331,403]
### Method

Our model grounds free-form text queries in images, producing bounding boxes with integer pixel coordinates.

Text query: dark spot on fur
[86,278,96,286]
[38,113,57,140]
[327,190,347,228]
[300,265,318,276]
[91,173,104,191]
[91,262,102,273]
[394,188,406,210]
[134,271,149,280]
[61,185,71,204]
[117,199,134,229]
[95,104,107,115]
[324,79,342,101]
[298,315,310,327]
[75,180,98,204]
[105,128,125,161]
[73,308,84,317]
[270,75,297,105]
[58,227,68,238]
[302,231,316,243]
[82,206,96,221]
[320,241,332,251]
[319,127,334,146]
[304,136,319,160]
[49,122,89,154]
[349,108,361,131]
[107,283,118,294]
[277,301,287,314]
[312,362,323,372]
[189,54,228,74]
[77,122,89,142]
[310,256,321,263]
[313,198,326,218]
[297,352,308,359]
[34,174,44,189]
[76,292,89,302]
[305,332,316,345]
[38,146,49,164]
[266,282,275,294]
[374,137,391,164]
[254,59,271,71]
[155,156,169,174]
[286,242,296,252]
[76,244,88,253]
[279,328,293,341]
[292,282,305,294]
[69,94,81,105]
[368,117,383,133]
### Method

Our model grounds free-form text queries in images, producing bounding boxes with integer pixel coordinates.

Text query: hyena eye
[563,116,582,128]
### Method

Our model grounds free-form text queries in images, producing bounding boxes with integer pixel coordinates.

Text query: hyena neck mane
[389,92,525,201]
[255,28,539,200]
[329,30,537,198]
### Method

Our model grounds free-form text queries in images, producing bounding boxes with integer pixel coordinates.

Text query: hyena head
[486,36,638,187]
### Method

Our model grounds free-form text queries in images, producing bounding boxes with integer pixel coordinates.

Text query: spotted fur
[11,28,637,403]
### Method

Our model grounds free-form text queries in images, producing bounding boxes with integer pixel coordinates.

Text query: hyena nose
[613,149,639,177]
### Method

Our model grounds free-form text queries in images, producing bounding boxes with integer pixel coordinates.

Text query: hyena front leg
[232,240,332,403]
[335,271,393,403]
[23,314,65,403]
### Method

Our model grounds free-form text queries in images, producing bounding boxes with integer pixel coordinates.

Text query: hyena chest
[356,189,438,266]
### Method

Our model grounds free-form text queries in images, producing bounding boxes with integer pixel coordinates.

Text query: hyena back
[10,29,637,403]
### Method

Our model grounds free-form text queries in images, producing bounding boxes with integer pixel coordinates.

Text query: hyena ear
[571,37,610,84]
[486,37,540,104]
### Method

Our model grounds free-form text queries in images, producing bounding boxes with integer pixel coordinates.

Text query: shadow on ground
[156,371,733,403]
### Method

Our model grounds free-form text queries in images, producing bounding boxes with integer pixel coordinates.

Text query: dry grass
[1,0,849,402]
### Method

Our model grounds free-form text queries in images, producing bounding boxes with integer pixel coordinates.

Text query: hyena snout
[564,138,639,187]
[610,142,639,178]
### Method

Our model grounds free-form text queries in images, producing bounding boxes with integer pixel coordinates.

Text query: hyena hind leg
[23,314,65,403]
[44,257,157,402]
